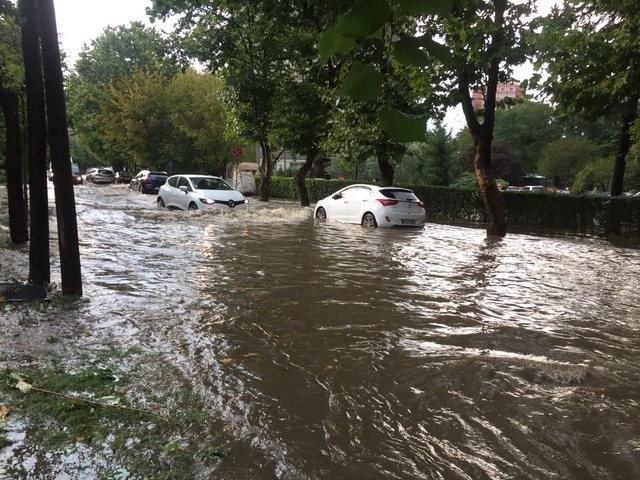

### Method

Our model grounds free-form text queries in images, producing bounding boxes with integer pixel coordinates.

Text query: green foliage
[538,137,600,187]
[450,172,478,189]
[532,0,640,120]
[66,22,181,168]
[0,347,228,479]
[397,123,455,185]
[100,69,229,174]
[572,157,615,195]
[493,101,560,174]
[0,7,23,92]
[318,0,450,142]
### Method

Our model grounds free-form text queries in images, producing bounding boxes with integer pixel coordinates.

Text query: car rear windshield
[98,169,114,175]
[149,172,168,177]
[380,189,418,201]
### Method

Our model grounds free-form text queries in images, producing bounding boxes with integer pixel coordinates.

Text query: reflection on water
[2,183,640,479]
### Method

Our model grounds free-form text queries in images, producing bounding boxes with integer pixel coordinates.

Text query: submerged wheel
[188,202,198,211]
[315,207,327,220]
[361,212,377,228]
[157,197,165,208]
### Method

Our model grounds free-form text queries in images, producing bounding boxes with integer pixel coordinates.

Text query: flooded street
[2,183,640,479]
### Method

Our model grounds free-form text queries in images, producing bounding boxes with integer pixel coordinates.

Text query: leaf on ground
[97,395,121,406]
[15,380,32,393]
[0,405,9,421]
[243,352,259,358]
[220,358,235,365]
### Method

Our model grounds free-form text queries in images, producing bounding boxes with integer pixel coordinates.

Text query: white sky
[52,0,161,63]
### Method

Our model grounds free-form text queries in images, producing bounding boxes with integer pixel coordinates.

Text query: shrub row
[261,177,640,241]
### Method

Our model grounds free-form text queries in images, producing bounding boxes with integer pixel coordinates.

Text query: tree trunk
[258,137,273,202]
[294,145,318,207]
[39,0,82,295]
[376,156,394,186]
[20,0,50,287]
[473,134,506,237]
[0,87,29,244]
[610,93,639,197]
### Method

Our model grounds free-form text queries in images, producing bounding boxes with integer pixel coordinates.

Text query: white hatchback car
[157,174,248,211]
[314,184,426,228]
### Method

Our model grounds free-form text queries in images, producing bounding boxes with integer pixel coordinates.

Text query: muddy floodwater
[1,183,640,479]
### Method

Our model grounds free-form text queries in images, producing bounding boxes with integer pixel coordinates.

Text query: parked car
[115,170,132,184]
[47,162,83,185]
[71,163,83,185]
[314,184,426,228]
[157,174,248,211]
[130,170,169,194]
[85,167,115,184]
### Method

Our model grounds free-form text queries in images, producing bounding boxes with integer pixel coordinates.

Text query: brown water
[2,184,640,479]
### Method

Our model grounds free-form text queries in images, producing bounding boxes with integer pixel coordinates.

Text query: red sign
[231,146,244,159]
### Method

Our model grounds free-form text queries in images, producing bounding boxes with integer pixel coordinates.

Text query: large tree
[432,0,533,236]
[149,0,296,201]
[533,0,640,196]
[101,68,229,174]
[493,100,560,175]
[538,136,600,188]
[0,2,28,244]
[66,22,180,169]
[320,0,532,236]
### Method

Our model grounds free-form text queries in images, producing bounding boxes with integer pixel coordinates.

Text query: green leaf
[319,25,356,64]
[336,0,393,39]
[340,63,384,101]
[393,37,430,66]
[395,0,454,16]
[379,108,427,142]
[416,36,450,64]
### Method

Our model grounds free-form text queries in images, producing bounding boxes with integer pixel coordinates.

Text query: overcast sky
[52,0,160,62]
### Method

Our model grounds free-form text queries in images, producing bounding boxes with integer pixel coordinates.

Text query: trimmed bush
[260,177,640,241]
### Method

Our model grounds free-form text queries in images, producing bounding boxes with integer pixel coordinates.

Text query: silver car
[85,167,115,184]
[314,184,426,228]
[157,174,248,211]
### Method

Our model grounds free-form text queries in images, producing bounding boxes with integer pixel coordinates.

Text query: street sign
[231,146,244,159]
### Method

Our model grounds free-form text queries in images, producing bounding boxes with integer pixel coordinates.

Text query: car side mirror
[179,186,188,193]
[332,193,342,200]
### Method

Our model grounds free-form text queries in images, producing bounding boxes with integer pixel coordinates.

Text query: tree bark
[376,156,394,186]
[38,0,82,295]
[610,93,639,197]
[258,137,272,202]
[20,0,50,286]
[472,134,506,237]
[294,145,318,207]
[0,86,29,244]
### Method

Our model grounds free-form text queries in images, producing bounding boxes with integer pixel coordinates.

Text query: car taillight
[377,199,399,206]
[418,201,424,208]
[142,178,150,183]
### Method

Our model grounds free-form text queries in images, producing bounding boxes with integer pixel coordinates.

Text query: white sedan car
[157,174,248,211]
[314,184,426,228]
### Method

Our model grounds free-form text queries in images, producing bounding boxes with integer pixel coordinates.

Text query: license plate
[401,219,416,225]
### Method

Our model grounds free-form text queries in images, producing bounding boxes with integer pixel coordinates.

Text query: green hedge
[260,177,640,240]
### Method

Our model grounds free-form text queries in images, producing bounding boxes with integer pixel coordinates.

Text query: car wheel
[188,202,198,211]
[157,197,165,208]
[315,207,327,220]
[361,212,377,228]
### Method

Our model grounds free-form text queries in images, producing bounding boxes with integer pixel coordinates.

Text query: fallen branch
[13,378,163,419]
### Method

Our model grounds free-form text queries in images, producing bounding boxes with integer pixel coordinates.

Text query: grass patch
[0,346,228,479]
